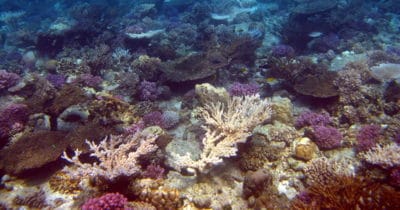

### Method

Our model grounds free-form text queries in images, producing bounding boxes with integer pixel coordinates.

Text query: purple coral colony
[1,0,400,209]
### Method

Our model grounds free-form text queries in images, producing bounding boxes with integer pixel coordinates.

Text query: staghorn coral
[170,91,272,173]
[62,131,158,180]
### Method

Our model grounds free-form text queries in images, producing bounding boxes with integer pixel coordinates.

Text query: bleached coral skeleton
[62,132,158,180]
[172,94,272,173]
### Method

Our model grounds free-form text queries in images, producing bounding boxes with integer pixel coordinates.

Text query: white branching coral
[172,94,272,173]
[62,132,158,180]
[360,143,400,169]
[305,157,355,186]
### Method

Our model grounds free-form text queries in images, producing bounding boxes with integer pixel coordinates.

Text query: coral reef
[0,0,400,208]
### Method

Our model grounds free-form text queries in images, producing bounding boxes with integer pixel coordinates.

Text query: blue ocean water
[0,0,400,209]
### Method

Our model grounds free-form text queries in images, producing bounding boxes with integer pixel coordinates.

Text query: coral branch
[172,94,272,173]
[62,132,158,180]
